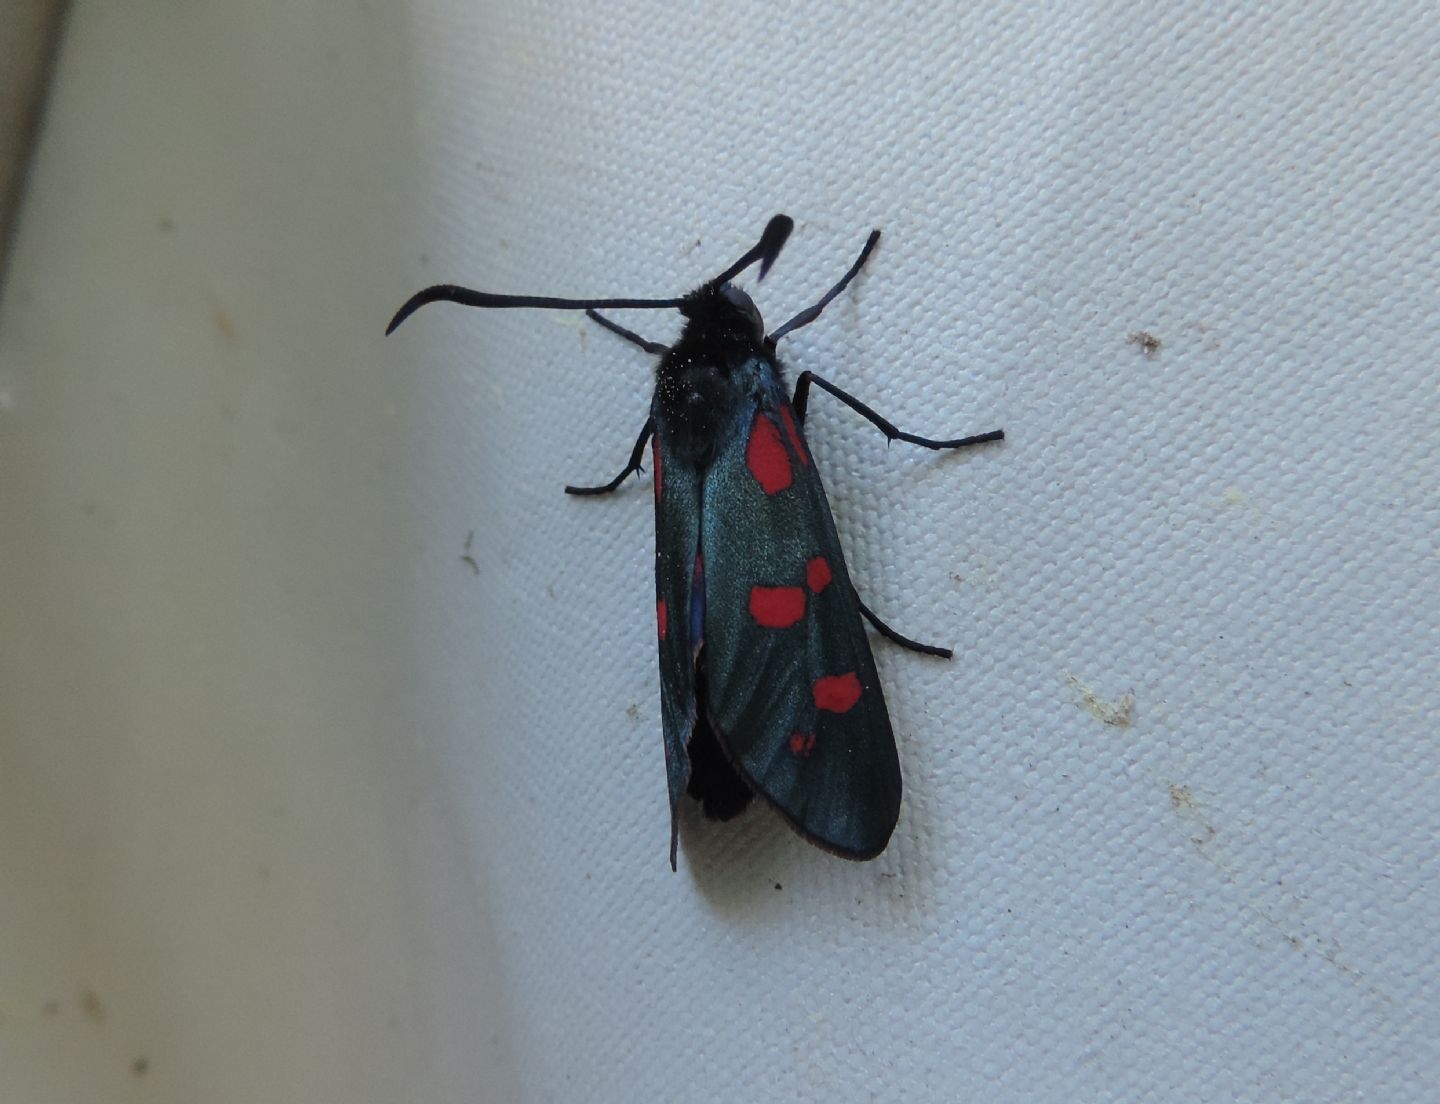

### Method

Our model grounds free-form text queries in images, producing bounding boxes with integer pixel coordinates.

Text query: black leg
[855,593,952,659]
[791,371,1003,449]
[586,309,669,355]
[767,230,881,344]
[564,417,655,495]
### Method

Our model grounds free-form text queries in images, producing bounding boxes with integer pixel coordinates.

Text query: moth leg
[855,593,952,659]
[767,229,880,344]
[791,371,1004,451]
[564,417,655,496]
[585,309,669,355]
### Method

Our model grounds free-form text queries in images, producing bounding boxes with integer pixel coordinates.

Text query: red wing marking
[806,556,833,594]
[652,439,663,500]
[748,586,806,628]
[657,599,668,641]
[779,404,810,466]
[788,731,817,758]
[813,672,862,713]
[746,413,793,495]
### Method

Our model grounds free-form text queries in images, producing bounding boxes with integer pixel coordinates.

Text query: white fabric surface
[1,2,1435,1102]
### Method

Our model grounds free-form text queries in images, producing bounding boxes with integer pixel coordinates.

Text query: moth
[387,216,1002,869]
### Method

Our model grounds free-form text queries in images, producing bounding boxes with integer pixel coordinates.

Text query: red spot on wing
[746,413,792,494]
[788,731,817,758]
[652,439,663,500]
[779,404,809,466]
[749,586,806,628]
[657,599,667,641]
[813,672,862,713]
[806,556,832,594]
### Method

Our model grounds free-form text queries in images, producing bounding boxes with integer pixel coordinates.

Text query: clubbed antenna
[384,214,795,335]
[711,214,793,285]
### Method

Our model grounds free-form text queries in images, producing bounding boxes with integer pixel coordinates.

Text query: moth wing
[699,369,901,859]
[651,430,703,870]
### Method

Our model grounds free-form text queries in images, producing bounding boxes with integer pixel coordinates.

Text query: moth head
[719,283,765,340]
[677,281,766,344]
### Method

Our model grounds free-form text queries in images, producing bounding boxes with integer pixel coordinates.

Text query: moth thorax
[658,349,751,460]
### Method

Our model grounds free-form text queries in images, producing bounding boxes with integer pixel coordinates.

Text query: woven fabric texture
[391,3,1437,1100]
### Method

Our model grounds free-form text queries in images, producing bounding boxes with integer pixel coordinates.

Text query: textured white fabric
[398,3,1439,1100]
[1,2,1435,1102]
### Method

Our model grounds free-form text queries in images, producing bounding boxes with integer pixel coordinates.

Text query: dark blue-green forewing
[697,359,901,859]
[651,428,704,870]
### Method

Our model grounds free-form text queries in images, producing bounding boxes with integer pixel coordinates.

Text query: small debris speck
[460,530,479,575]
[1128,331,1162,357]
[1168,783,1198,810]
[1066,673,1136,727]
[81,989,106,1023]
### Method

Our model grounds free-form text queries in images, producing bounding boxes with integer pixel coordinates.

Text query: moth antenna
[711,214,794,286]
[384,215,793,334]
[385,285,683,334]
[767,229,880,344]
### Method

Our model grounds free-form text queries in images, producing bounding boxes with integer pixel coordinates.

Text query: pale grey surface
[1,2,1436,1102]
[0,0,69,275]
[0,4,519,1102]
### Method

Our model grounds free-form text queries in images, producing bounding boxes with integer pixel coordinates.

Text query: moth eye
[719,283,765,339]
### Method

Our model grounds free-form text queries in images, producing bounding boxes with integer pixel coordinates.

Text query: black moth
[387,216,1002,869]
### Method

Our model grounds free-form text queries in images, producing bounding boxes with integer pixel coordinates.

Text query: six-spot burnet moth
[387,215,1003,870]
